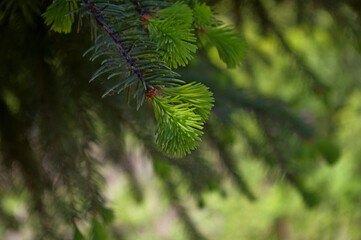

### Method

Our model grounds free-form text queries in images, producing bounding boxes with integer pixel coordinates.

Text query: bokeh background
[1,0,361,239]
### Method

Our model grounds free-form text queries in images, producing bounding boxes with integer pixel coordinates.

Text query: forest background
[1,0,361,239]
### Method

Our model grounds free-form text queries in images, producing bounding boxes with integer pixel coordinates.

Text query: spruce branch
[148,2,198,68]
[42,0,253,157]
[152,94,204,158]
[193,2,212,29]
[42,0,78,34]
[151,82,214,158]
[160,82,214,122]
[193,2,248,68]
[81,0,185,112]
[84,0,148,88]
[200,26,248,68]
[81,1,215,157]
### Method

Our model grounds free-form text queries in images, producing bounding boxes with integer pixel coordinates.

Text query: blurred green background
[1,0,361,239]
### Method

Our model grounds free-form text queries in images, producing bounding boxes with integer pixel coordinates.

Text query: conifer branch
[43,0,251,157]
[84,0,149,89]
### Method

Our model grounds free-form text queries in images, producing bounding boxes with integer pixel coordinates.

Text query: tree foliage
[1,0,361,239]
[40,0,250,158]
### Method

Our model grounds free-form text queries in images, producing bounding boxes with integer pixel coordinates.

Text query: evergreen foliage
[42,0,77,33]
[193,2,212,29]
[42,0,246,158]
[2,0,360,239]
[200,27,248,68]
[152,82,214,157]
[153,94,204,158]
[160,82,214,122]
[148,2,197,68]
